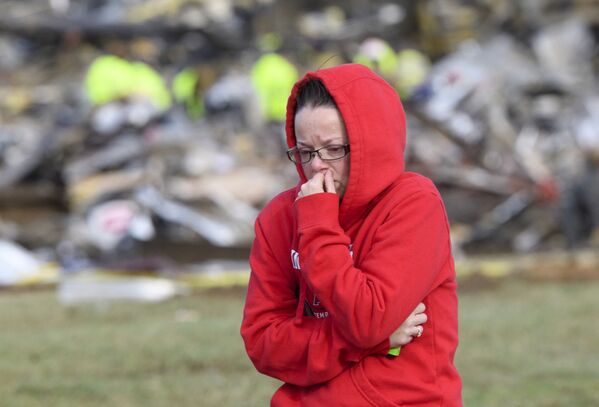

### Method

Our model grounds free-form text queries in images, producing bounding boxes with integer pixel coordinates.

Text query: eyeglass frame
[286,144,351,164]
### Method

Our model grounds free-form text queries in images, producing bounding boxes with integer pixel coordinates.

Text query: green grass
[0,288,279,407]
[1,279,598,406]
[456,278,599,406]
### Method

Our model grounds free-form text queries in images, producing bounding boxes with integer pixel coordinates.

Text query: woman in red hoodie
[241,64,462,406]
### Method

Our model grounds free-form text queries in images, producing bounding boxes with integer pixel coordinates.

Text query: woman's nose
[310,155,329,172]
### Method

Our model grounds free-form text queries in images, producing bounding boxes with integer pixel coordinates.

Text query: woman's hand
[389,303,427,348]
[297,170,336,200]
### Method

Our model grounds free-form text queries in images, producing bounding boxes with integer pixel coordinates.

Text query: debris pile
[407,20,599,254]
[0,0,598,289]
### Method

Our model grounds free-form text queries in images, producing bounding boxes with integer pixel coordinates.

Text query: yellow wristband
[387,346,401,356]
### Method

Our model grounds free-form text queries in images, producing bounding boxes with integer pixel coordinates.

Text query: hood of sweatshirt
[285,63,406,228]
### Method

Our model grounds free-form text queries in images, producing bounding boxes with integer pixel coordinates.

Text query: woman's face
[294,106,350,199]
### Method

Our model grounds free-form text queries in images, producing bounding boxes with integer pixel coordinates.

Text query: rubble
[0,240,59,287]
[0,0,598,289]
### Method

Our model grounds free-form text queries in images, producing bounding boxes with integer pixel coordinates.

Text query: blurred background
[0,0,598,406]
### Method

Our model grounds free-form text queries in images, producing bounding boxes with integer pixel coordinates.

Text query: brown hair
[294,79,337,114]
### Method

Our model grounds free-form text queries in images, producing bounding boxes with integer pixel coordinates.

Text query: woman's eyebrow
[297,139,345,147]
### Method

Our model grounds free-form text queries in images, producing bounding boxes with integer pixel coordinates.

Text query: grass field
[1,277,598,407]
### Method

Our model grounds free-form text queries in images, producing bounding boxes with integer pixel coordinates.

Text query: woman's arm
[295,188,452,349]
[241,216,395,386]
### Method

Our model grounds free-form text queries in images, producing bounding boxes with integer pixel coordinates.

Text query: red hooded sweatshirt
[241,64,462,406]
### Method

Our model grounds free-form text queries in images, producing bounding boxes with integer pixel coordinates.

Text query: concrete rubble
[0,0,597,291]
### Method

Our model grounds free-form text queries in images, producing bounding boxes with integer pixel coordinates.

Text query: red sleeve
[240,215,389,386]
[295,190,452,349]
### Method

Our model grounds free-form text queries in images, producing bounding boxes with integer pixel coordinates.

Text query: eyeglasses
[286,144,350,164]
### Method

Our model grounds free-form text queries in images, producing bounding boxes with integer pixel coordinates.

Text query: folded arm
[295,189,451,349]
[240,216,389,386]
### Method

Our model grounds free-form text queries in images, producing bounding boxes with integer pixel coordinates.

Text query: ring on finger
[416,326,423,337]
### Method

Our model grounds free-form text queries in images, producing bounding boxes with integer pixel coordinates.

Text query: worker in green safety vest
[251,52,299,123]
[171,64,219,120]
[85,55,171,111]
[353,38,431,100]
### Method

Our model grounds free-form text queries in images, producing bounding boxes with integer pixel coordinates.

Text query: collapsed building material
[0,0,597,282]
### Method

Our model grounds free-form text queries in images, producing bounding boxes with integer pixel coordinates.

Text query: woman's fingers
[307,172,325,191]
[299,172,325,198]
[324,170,336,193]
[412,312,428,326]
[405,302,427,339]
[298,171,338,199]
[409,302,427,339]
[410,302,427,328]
[413,302,426,314]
